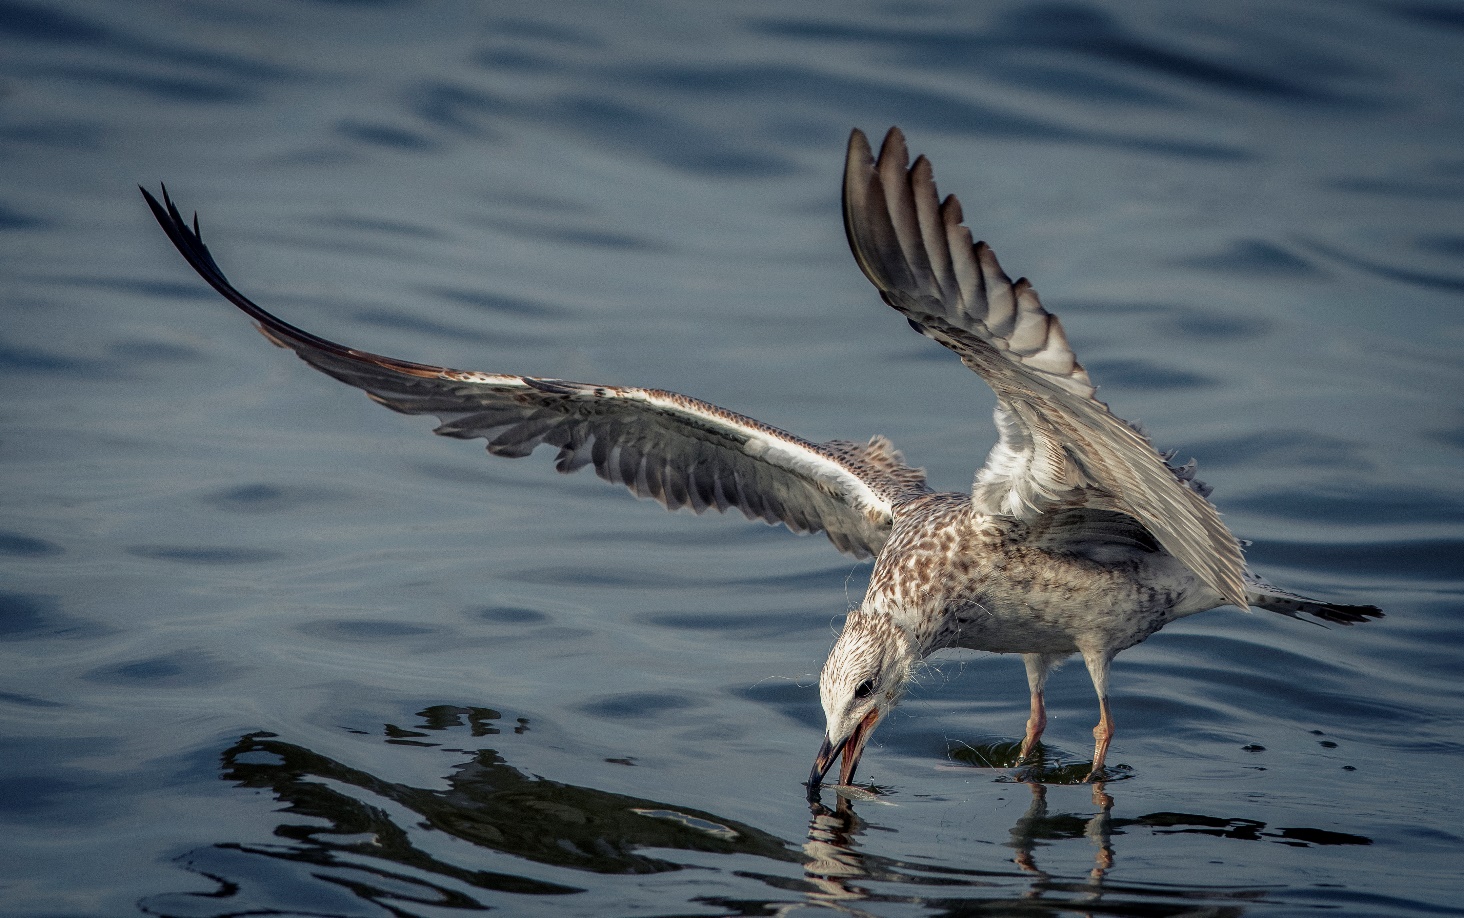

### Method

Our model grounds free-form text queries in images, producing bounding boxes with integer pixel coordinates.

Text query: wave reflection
[141,705,1371,917]
[144,711,797,915]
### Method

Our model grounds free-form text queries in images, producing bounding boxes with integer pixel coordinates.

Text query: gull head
[808,608,917,794]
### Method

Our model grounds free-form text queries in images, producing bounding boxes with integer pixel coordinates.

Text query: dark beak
[806,709,880,796]
[808,733,846,792]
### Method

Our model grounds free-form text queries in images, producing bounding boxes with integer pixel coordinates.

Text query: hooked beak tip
[808,733,842,792]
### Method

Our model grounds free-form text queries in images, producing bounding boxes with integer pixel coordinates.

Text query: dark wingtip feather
[1259,594,1385,627]
[139,184,401,369]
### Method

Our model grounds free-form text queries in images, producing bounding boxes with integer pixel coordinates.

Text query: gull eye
[854,678,877,700]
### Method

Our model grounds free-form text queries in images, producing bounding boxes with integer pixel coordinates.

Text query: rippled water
[3,1,1462,915]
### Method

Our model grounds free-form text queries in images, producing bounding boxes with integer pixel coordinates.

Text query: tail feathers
[1246,578,1383,626]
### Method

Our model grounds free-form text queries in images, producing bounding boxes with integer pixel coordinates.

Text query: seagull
[142,126,1381,793]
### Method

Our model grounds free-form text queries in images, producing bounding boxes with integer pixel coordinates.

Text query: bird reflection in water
[802,797,877,907]
[800,779,1370,916]
[801,784,1120,916]
[1007,783,1115,888]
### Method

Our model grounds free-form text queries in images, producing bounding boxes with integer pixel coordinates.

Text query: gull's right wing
[842,128,1247,608]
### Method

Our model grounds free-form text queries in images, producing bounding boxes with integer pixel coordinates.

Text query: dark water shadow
[0,200,47,230]
[1172,240,1322,277]
[0,590,113,641]
[1305,238,1464,294]
[0,530,63,557]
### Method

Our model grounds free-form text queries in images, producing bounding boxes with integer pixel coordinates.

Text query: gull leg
[1089,695,1114,779]
[1019,653,1066,762]
[1080,647,1115,781]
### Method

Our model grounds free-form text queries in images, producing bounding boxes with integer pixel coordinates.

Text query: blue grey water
[2,1,1461,914]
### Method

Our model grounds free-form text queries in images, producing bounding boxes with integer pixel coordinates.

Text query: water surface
[2,1,1462,915]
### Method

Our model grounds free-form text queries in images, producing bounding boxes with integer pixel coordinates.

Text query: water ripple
[202,483,344,514]
[754,5,1372,105]
[1307,238,1464,294]
[126,545,288,565]
[1247,536,1464,583]
[408,81,510,138]
[421,285,569,318]
[335,119,443,153]
[83,649,241,687]
[1228,485,1464,528]
[577,691,700,719]
[1086,357,1214,390]
[1174,240,1322,277]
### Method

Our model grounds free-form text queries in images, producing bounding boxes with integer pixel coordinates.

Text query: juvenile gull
[142,126,1380,791]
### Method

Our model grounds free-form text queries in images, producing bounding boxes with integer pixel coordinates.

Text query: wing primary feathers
[841,128,1248,608]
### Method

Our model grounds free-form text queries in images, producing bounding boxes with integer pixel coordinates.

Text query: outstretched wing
[842,128,1246,608]
[142,186,929,559]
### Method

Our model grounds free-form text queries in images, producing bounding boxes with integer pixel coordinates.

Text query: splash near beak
[807,709,881,794]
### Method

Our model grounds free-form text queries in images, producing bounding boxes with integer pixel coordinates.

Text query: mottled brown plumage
[140,126,1380,795]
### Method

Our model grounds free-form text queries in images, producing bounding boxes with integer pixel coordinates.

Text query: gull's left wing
[142,186,930,559]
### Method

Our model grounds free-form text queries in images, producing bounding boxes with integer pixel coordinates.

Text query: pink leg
[1080,647,1115,782]
[1020,690,1047,761]
[1089,694,1114,780]
[1020,653,1065,762]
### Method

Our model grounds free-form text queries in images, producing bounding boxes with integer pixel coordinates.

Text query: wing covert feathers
[843,128,1248,608]
[141,185,928,559]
